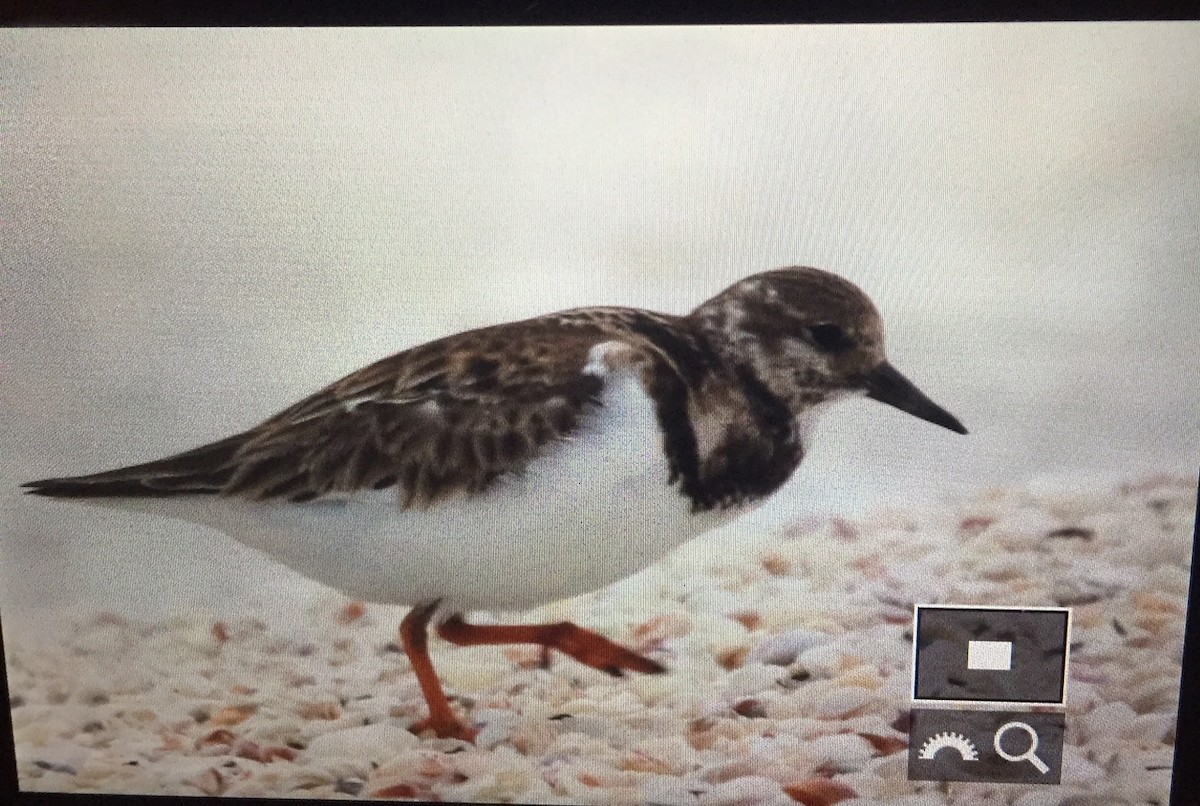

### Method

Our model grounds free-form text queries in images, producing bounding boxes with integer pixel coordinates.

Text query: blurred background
[2,25,1198,637]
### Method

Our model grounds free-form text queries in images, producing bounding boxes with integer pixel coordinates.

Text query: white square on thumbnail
[967,640,1012,671]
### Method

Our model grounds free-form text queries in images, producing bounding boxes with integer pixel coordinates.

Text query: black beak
[864,361,968,435]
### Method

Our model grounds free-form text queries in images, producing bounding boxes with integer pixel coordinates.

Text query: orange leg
[399,601,478,741]
[436,615,666,677]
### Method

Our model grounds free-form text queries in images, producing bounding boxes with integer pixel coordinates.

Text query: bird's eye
[805,323,856,353]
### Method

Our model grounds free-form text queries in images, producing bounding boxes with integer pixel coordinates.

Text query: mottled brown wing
[22,309,708,507]
[220,320,636,507]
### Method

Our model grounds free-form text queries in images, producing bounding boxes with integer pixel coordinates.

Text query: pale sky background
[1,25,1198,636]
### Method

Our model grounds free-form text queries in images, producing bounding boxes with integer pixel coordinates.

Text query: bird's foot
[399,600,480,743]
[549,624,667,677]
[408,714,480,742]
[437,616,667,677]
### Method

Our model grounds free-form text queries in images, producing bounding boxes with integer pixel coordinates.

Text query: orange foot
[398,601,666,745]
[408,714,480,742]
[399,601,480,742]
[436,615,667,677]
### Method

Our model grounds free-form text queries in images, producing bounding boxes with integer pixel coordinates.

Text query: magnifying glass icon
[994,721,1050,774]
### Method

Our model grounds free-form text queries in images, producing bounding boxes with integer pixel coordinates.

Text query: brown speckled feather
[23,309,716,508]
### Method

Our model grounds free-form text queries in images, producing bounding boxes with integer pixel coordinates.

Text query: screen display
[1,24,1197,804]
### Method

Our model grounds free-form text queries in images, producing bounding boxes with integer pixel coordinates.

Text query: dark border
[1168,470,1200,806]
[1,10,1198,806]
[2,0,1200,26]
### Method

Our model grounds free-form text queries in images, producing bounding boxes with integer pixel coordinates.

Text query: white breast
[117,368,741,613]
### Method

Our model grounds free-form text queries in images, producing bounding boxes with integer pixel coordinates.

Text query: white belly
[109,372,741,612]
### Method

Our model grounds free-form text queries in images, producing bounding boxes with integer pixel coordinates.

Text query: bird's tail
[21,433,247,499]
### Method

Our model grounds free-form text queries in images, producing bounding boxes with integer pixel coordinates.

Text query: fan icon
[918,731,980,762]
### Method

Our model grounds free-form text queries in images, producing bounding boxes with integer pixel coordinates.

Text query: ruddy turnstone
[23,266,966,741]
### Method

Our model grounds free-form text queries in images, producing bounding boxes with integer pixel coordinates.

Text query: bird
[22,265,967,741]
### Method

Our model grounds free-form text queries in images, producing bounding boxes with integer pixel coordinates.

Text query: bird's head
[690,266,967,434]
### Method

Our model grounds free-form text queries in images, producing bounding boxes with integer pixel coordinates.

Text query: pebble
[722,663,783,699]
[68,625,126,656]
[781,777,858,806]
[746,629,829,666]
[303,723,418,762]
[34,759,78,775]
[28,743,88,776]
[1061,744,1107,784]
[809,687,873,720]
[697,775,784,806]
[473,708,519,749]
[686,587,751,617]
[796,644,859,678]
[549,713,611,739]
[794,734,874,771]
[630,670,681,705]
[641,774,703,806]
[1080,701,1138,744]
[1013,791,1073,806]
[984,507,1063,549]
[690,614,752,657]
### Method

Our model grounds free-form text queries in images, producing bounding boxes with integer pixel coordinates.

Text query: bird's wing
[23,310,713,508]
[222,319,619,507]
